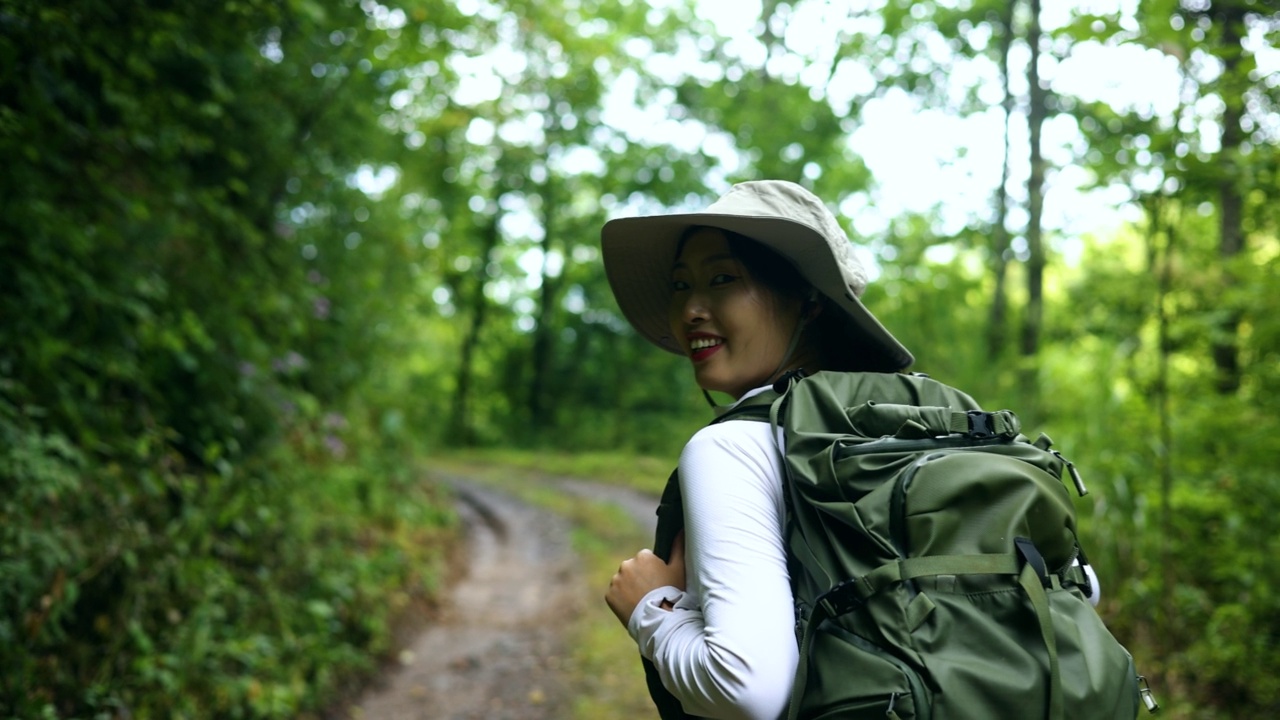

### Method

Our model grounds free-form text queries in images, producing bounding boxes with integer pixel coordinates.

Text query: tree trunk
[449,212,502,446]
[987,0,1017,362]
[528,175,559,429]
[1020,0,1046,368]
[1149,197,1176,647]
[1211,4,1246,394]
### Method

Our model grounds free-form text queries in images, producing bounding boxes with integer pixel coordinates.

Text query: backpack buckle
[966,410,996,438]
[772,367,810,394]
[816,579,863,618]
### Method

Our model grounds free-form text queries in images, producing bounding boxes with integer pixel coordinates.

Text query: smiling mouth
[689,337,724,361]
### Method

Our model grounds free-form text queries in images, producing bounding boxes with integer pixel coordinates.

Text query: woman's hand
[605,531,686,627]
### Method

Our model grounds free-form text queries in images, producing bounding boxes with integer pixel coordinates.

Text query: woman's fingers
[604,544,688,627]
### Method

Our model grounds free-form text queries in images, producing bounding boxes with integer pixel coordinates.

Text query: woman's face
[668,228,804,399]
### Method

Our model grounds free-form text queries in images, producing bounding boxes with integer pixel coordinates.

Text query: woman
[600,180,914,720]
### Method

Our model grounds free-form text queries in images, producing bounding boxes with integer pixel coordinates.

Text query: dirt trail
[348,474,657,720]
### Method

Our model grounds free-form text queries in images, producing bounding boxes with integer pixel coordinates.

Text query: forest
[1,0,1276,717]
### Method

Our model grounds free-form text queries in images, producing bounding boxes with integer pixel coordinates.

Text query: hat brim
[601,212,914,373]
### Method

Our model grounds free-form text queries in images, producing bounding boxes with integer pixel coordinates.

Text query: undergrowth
[3,406,456,719]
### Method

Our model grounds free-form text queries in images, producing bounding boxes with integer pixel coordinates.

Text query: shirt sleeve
[629,420,798,720]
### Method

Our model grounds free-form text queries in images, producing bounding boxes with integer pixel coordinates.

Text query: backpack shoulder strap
[643,469,700,720]
[639,375,796,718]
[711,388,779,425]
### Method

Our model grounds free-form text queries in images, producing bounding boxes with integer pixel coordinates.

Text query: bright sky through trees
[390,0,1277,282]
[595,0,1276,254]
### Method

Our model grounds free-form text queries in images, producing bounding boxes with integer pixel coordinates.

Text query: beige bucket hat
[599,180,913,373]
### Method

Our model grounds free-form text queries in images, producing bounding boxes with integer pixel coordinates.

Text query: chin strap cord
[703,388,731,417]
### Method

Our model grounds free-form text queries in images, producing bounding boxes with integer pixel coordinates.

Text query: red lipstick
[687,333,724,362]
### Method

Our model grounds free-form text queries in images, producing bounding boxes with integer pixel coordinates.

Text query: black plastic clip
[772,367,810,394]
[816,579,863,618]
[966,410,996,438]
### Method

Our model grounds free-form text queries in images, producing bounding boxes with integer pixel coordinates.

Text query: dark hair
[674,226,860,371]
[674,227,808,299]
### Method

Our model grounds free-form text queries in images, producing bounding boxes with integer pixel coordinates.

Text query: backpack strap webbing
[644,469,708,720]
[1016,539,1065,720]
[640,390,782,719]
[952,409,1021,438]
[710,388,780,425]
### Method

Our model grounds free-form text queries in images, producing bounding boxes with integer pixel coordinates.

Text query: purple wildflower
[323,435,346,458]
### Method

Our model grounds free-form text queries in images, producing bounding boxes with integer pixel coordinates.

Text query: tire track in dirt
[349,474,658,720]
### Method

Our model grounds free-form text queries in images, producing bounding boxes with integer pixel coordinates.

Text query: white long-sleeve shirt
[626,390,1101,720]
[628,397,798,720]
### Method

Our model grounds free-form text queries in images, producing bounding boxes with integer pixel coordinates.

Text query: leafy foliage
[1,0,1276,717]
[0,0,456,715]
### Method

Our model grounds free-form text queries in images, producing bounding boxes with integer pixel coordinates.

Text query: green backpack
[644,370,1156,720]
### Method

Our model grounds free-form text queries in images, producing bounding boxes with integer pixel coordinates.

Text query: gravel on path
[348,474,659,720]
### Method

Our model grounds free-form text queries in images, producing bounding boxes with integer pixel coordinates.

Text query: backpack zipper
[1051,450,1089,496]
[836,433,1011,459]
